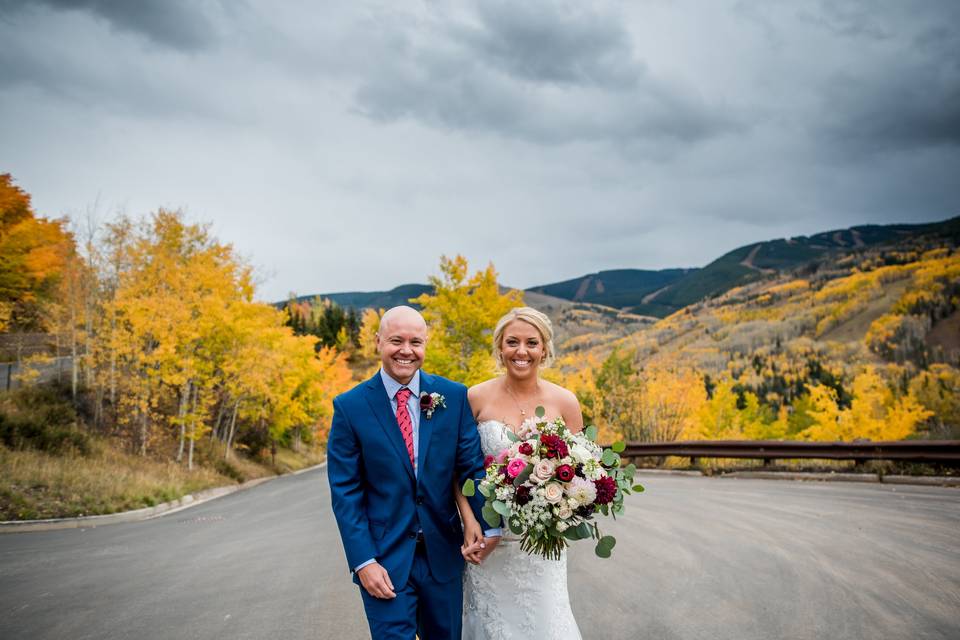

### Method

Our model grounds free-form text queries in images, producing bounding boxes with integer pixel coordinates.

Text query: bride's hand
[461,519,485,564]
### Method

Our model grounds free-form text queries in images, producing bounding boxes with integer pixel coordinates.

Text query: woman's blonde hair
[492,307,555,369]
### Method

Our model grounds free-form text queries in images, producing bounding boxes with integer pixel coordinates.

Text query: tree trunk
[211,395,226,441]
[187,385,199,470]
[138,391,149,457]
[225,398,240,459]
[176,381,191,463]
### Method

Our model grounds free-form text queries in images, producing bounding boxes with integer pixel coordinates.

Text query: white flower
[558,504,573,520]
[570,443,596,464]
[531,459,556,484]
[543,482,564,504]
[556,520,569,532]
[568,477,597,504]
[516,418,540,440]
[567,497,579,509]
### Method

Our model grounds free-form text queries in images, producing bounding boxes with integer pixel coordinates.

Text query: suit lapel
[363,373,416,483]
[416,372,435,486]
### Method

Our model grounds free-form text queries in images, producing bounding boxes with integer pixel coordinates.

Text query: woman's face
[500,319,545,380]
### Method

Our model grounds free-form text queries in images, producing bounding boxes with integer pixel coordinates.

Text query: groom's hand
[463,535,500,564]
[476,535,499,563]
[357,562,396,599]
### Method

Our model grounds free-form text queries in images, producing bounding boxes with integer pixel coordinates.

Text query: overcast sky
[2,0,958,301]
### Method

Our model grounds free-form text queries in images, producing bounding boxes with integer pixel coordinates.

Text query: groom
[327,306,499,639]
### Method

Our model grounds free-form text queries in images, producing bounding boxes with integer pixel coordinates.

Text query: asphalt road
[1,469,958,639]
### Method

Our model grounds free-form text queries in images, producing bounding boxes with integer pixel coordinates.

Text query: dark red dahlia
[575,504,595,517]
[515,485,532,505]
[518,442,534,455]
[419,394,432,411]
[555,464,575,482]
[594,476,617,504]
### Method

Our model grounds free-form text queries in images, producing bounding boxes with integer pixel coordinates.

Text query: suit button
[416,496,424,505]
[408,532,416,539]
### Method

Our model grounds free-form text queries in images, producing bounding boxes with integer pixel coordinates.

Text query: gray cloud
[352,1,739,147]
[0,0,220,50]
[464,1,641,89]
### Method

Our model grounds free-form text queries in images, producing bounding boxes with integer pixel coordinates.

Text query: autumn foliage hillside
[550,240,960,446]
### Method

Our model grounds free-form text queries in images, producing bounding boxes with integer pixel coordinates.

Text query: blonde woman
[456,307,583,639]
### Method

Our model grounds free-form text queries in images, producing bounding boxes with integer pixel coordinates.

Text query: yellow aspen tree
[413,255,524,386]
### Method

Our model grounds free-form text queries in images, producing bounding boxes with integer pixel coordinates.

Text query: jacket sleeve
[453,384,498,530]
[327,396,377,571]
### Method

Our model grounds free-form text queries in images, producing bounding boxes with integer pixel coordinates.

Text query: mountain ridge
[286,215,959,317]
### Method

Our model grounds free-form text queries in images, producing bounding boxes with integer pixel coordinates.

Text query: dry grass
[0,438,325,521]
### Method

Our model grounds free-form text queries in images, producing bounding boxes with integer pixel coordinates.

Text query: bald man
[327,306,498,640]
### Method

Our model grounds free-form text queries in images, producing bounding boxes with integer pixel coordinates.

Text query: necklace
[503,379,541,418]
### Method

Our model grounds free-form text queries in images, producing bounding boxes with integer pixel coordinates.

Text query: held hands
[356,562,396,599]
[461,535,500,565]
[460,518,484,564]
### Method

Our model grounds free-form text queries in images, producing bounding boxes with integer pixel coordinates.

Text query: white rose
[566,497,579,510]
[558,505,573,519]
[543,482,563,504]
[570,443,595,464]
[531,459,556,484]
[556,520,569,532]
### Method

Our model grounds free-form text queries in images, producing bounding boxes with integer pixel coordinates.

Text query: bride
[455,307,583,639]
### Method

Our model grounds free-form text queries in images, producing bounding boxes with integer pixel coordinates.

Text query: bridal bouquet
[463,408,643,560]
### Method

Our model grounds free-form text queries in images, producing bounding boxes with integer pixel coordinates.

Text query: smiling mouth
[511,359,532,367]
[394,358,415,365]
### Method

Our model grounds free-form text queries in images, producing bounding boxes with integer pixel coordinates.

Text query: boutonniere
[419,391,446,419]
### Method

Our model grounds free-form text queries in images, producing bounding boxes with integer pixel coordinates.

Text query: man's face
[377,313,427,385]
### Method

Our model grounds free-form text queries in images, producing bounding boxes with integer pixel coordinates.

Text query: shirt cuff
[353,558,376,572]
[484,528,502,537]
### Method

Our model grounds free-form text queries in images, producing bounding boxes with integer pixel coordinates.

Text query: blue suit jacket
[327,370,490,586]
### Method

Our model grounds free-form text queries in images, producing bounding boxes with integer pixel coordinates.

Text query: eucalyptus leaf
[535,405,546,418]
[624,463,637,478]
[461,478,475,497]
[632,484,645,493]
[595,535,617,558]
[575,523,592,540]
[612,441,626,453]
[478,483,492,498]
[505,429,520,442]
[601,449,617,466]
[584,425,598,442]
[492,500,511,518]
[508,516,524,536]
[482,505,501,528]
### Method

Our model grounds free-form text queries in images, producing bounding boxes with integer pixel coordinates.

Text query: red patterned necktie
[395,387,415,469]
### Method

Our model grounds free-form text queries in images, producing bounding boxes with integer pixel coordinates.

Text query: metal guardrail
[621,440,960,465]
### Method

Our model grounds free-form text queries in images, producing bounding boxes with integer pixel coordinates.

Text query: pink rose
[506,458,527,479]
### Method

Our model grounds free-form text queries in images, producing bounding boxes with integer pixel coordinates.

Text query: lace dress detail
[462,420,582,640]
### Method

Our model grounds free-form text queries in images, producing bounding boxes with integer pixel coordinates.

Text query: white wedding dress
[462,420,582,640]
